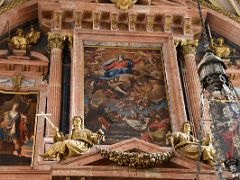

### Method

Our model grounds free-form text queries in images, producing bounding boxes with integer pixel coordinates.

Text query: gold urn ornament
[111,0,137,10]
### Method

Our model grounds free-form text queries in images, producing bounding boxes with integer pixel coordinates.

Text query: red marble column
[181,40,201,133]
[47,33,65,136]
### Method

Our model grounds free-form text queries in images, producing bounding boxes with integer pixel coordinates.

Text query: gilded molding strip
[196,0,240,24]
[0,0,30,14]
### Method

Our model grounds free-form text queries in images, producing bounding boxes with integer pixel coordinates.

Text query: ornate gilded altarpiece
[84,42,171,146]
[0,91,38,165]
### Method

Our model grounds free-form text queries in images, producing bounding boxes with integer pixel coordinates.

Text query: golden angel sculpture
[166,122,215,167]
[41,116,105,161]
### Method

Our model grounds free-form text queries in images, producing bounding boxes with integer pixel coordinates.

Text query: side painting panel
[0,92,38,165]
[84,45,171,145]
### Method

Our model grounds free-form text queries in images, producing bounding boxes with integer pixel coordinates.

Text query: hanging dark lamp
[196,0,240,179]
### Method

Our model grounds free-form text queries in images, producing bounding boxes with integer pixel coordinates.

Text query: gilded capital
[48,33,69,50]
[181,39,198,55]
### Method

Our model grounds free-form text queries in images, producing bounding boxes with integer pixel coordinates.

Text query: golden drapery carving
[166,122,215,167]
[41,116,105,161]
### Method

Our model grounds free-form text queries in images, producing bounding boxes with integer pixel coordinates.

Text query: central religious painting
[84,42,171,146]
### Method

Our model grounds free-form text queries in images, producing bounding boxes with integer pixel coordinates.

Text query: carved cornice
[180,39,199,55]
[0,0,30,14]
[197,0,240,24]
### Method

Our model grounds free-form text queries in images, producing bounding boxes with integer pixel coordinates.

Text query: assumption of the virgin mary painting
[84,43,171,146]
[0,93,38,165]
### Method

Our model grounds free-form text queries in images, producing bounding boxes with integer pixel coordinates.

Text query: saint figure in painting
[0,102,26,156]
[102,54,134,78]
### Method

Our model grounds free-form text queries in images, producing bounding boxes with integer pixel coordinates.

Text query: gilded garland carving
[99,148,173,168]
[0,0,30,14]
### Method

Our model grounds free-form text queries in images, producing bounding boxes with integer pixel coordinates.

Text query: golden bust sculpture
[210,37,230,58]
[9,28,28,49]
[166,122,215,167]
[41,116,105,161]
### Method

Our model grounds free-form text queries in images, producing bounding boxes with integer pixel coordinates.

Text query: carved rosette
[181,39,198,56]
